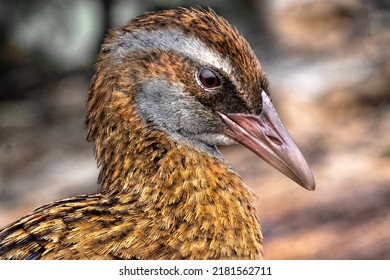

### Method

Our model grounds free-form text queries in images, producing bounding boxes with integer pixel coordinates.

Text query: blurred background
[0,0,389,259]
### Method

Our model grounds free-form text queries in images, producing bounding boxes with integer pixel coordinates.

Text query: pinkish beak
[217,91,315,191]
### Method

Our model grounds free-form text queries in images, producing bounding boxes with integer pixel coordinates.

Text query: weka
[0,7,315,260]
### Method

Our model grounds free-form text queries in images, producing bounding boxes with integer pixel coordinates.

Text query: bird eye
[198,68,221,89]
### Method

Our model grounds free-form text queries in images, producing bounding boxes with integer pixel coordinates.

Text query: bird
[0,7,315,260]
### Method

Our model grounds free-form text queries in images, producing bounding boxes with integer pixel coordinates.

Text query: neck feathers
[86,81,263,259]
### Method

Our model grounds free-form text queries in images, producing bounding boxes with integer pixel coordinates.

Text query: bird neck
[87,86,263,258]
[95,92,251,204]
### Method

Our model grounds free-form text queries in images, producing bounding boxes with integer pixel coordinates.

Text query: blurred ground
[0,0,389,259]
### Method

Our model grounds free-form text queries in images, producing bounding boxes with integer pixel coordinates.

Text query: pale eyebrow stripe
[110,28,240,89]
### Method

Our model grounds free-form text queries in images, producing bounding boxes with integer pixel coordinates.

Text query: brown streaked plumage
[0,7,315,260]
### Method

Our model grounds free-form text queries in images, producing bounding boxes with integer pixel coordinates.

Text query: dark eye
[198,68,221,89]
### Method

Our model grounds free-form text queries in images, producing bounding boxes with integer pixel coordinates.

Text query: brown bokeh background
[0,0,389,259]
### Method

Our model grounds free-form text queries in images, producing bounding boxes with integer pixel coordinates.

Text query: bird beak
[217,91,315,191]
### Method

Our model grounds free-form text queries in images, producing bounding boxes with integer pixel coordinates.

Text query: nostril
[267,134,283,146]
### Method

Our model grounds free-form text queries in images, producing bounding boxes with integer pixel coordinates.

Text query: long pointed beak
[217,91,315,191]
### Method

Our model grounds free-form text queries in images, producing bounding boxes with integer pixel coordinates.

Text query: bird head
[87,8,315,191]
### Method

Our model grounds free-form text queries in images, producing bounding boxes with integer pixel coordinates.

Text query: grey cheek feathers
[135,79,221,135]
[134,79,235,158]
[110,28,240,90]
